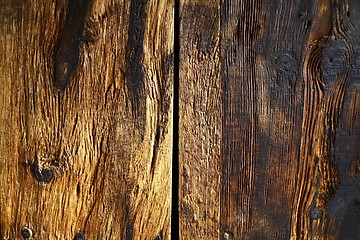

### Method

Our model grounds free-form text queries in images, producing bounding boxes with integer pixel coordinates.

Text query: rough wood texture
[292,0,360,238]
[179,0,221,239]
[0,0,173,239]
[2,0,360,239]
[180,0,360,239]
[221,0,304,238]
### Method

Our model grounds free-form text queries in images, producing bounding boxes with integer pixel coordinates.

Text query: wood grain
[1,0,360,239]
[0,0,173,239]
[292,0,360,239]
[180,0,360,239]
[179,0,221,239]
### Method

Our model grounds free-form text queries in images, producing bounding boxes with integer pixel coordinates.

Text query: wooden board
[179,0,221,238]
[0,0,173,239]
[179,0,360,239]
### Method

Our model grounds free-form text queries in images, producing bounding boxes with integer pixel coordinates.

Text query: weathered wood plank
[179,0,221,239]
[221,0,308,239]
[180,0,360,239]
[221,1,300,239]
[0,0,173,239]
[292,0,360,239]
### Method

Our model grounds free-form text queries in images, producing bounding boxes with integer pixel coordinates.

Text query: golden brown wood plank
[179,0,221,239]
[0,0,173,239]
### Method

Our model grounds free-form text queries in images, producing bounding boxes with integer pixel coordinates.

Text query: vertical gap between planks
[171,0,180,239]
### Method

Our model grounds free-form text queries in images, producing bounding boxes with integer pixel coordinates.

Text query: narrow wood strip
[179,0,221,238]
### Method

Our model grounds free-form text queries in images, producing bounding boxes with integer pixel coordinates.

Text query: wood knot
[30,160,54,184]
[27,151,67,184]
[321,38,349,86]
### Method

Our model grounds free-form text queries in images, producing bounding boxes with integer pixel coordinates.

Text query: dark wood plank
[292,0,360,238]
[221,0,360,239]
[221,0,303,238]
[0,0,173,239]
[180,0,360,239]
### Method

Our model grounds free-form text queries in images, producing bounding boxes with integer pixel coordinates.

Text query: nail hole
[306,20,312,28]
[223,230,234,240]
[154,233,162,240]
[21,227,33,239]
[41,168,54,182]
[74,231,85,240]
[297,11,307,18]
